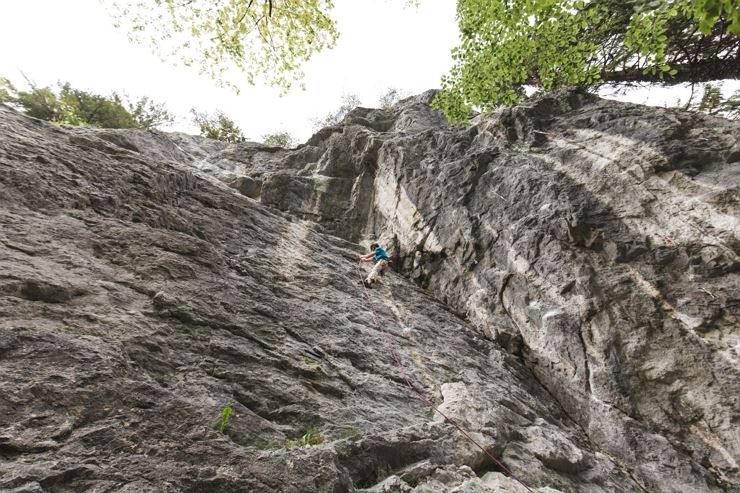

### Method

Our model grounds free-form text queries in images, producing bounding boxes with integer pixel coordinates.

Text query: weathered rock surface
[0,89,738,493]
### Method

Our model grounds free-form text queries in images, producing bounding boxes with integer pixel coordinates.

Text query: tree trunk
[602,54,740,85]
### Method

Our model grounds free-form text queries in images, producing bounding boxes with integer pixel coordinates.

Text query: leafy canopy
[105,1,422,92]
[0,77,173,129]
[106,0,339,92]
[191,109,247,143]
[434,0,740,121]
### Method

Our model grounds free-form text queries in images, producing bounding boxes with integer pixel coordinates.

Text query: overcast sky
[2,1,737,143]
[1,0,460,141]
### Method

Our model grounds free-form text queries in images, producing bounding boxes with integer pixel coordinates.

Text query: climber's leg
[366,260,388,284]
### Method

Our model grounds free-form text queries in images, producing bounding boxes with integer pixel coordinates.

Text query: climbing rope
[355,262,536,493]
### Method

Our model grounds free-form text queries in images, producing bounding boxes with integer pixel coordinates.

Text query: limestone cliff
[0,90,737,493]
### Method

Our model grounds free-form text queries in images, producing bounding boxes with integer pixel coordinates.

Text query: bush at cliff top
[0,77,173,130]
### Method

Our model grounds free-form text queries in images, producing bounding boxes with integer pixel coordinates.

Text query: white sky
[1,0,459,141]
[1,0,737,143]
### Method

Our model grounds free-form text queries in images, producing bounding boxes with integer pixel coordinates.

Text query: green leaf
[105,0,340,92]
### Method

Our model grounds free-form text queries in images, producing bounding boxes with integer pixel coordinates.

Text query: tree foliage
[105,1,422,91]
[0,79,63,122]
[689,83,740,119]
[312,93,361,128]
[434,0,740,121]
[128,96,177,130]
[0,77,173,129]
[106,0,339,92]
[58,83,139,128]
[191,109,246,143]
[377,87,410,109]
[262,131,296,147]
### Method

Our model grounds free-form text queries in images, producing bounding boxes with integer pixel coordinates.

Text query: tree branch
[602,56,740,84]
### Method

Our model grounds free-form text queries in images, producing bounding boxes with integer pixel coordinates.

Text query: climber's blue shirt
[373,246,390,262]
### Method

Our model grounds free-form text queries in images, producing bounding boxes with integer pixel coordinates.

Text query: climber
[358,242,390,288]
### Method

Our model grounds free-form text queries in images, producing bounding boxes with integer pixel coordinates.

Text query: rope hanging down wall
[354,262,535,493]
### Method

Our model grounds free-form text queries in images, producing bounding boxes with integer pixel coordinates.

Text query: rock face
[0,90,737,493]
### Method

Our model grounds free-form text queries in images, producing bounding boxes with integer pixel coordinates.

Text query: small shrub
[299,425,324,446]
[353,477,376,489]
[688,84,740,120]
[59,325,101,337]
[303,359,325,382]
[403,477,419,487]
[377,87,410,109]
[254,437,281,450]
[262,131,295,148]
[286,425,324,448]
[338,428,361,441]
[191,109,246,143]
[530,479,559,489]
[214,406,233,434]
[312,93,361,129]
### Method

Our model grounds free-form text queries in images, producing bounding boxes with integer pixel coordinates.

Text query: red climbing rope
[355,262,536,493]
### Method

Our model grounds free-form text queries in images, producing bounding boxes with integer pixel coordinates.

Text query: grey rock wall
[0,89,737,493]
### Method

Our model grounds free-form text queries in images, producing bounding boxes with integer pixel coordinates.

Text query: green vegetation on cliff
[434,0,740,121]
[0,78,173,129]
